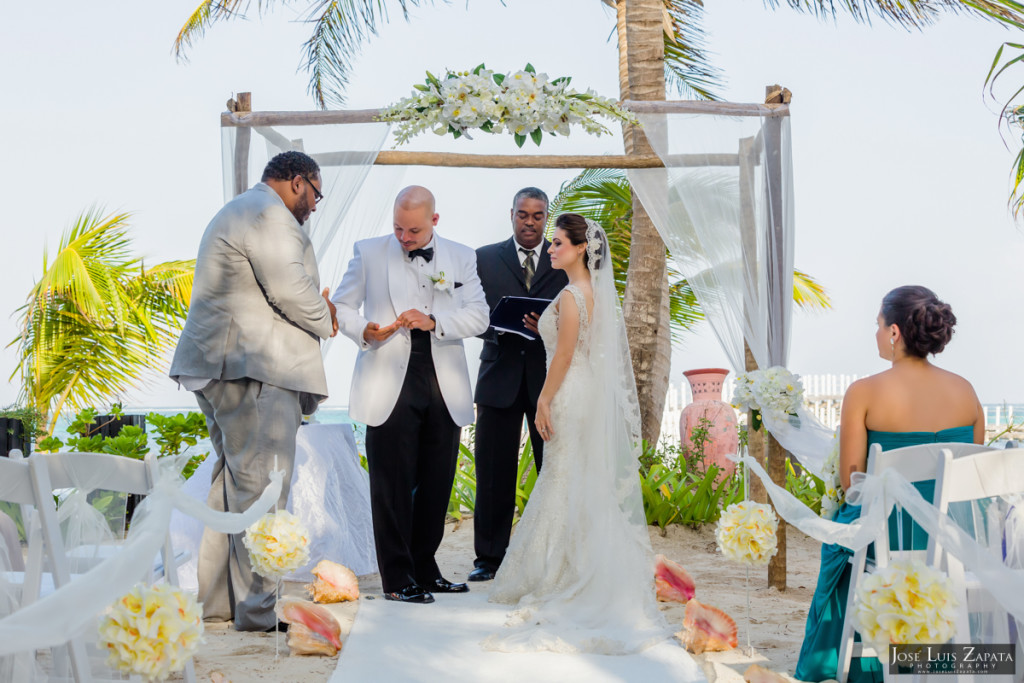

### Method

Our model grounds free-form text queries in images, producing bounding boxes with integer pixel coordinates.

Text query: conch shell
[676,598,738,654]
[306,559,360,603]
[654,554,696,603]
[275,598,342,656]
[743,664,790,682]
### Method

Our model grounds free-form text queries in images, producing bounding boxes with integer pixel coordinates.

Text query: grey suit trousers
[194,378,300,631]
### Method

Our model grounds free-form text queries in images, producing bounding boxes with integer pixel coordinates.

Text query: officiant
[469,187,568,582]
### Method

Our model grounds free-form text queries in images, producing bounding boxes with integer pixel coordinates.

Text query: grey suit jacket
[169,183,333,413]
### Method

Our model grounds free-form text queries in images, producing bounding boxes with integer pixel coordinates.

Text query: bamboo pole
[232,92,251,198]
[219,100,789,128]
[308,150,739,169]
[763,83,791,592]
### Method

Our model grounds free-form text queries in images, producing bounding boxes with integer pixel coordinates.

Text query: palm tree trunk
[619,0,670,446]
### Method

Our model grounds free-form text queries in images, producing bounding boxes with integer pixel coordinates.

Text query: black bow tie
[408,247,434,262]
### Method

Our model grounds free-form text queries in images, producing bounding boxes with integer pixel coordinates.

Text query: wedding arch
[219,87,798,589]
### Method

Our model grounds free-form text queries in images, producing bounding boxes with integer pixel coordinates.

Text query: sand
[188,520,821,683]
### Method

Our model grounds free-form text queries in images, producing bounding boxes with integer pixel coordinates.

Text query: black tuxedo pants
[365,333,460,593]
[472,375,544,571]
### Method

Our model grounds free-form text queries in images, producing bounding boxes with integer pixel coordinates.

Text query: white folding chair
[932,448,1024,683]
[0,451,92,682]
[837,442,995,683]
[32,451,196,683]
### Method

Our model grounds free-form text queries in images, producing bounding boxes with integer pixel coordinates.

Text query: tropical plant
[37,407,209,480]
[984,42,1024,219]
[9,210,194,436]
[546,167,832,343]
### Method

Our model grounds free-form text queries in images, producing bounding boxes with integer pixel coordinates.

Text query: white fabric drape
[737,453,1024,627]
[627,110,832,476]
[0,459,282,656]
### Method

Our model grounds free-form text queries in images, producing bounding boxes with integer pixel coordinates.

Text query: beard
[291,194,313,225]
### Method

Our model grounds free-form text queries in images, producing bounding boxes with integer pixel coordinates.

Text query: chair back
[0,453,37,505]
[35,451,159,496]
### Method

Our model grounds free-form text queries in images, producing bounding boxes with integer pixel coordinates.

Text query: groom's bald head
[393,185,439,251]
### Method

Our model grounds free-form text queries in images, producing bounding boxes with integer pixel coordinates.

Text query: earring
[890,338,896,362]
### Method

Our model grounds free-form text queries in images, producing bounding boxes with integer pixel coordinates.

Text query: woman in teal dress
[795,286,985,683]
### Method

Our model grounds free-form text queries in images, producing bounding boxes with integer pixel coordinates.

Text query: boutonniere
[429,271,453,293]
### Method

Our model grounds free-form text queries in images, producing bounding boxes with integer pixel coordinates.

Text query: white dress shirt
[514,239,543,267]
[404,236,444,335]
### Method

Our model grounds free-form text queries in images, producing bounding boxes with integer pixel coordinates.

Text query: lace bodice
[537,284,590,369]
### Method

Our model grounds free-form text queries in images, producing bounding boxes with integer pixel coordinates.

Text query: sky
[2,0,1023,414]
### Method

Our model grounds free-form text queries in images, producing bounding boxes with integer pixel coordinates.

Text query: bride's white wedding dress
[485,282,673,655]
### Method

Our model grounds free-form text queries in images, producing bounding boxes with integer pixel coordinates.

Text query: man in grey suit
[169,151,337,631]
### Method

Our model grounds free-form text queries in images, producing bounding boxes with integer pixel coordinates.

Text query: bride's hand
[535,398,553,441]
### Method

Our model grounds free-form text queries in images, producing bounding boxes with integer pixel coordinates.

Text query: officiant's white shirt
[513,239,543,267]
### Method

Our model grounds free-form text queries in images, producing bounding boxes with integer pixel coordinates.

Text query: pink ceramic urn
[679,368,738,478]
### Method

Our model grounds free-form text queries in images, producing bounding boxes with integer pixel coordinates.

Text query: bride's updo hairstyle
[881,285,957,358]
[554,213,607,270]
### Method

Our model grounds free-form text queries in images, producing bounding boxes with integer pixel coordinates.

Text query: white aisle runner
[332,587,708,683]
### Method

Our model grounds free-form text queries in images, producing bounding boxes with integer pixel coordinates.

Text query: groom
[333,186,489,604]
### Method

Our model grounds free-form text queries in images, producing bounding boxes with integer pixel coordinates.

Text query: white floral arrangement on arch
[819,431,845,519]
[715,501,779,566]
[853,558,958,654]
[243,509,311,580]
[380,63,639,147]
[97,583,204,682]
[731,366,805,429]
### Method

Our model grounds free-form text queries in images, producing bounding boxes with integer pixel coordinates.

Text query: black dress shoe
[384,583,434,604]
[262,621,289,633]
[430,577,469,593]
[468,567,496,582]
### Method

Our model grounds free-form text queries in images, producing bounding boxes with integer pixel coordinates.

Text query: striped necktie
[520,248,535,291]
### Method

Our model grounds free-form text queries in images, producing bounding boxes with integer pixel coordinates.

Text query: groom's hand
[398,309,436,331]
[322,288,338,337]
[363,321,400,343]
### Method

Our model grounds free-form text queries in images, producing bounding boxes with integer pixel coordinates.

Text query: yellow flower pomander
[853,559,958,654]
[97,583,204,682]
[243,509,311,580]
[715,501,779,566]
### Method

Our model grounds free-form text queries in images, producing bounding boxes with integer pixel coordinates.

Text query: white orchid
[381,63,638,147]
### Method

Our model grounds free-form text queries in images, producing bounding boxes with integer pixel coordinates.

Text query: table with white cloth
[169,422,377,589]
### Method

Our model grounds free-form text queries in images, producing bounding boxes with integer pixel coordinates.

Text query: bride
[485,214,672,655]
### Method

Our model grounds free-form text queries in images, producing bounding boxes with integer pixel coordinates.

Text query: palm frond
[11,210,194,433]
[793,269,832,310]
[767,0,1024,30]
[173,0,251,61]
[301,0,424,109]
[663,0,724,100]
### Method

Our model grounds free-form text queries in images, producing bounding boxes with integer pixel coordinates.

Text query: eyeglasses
[301,176,324,204]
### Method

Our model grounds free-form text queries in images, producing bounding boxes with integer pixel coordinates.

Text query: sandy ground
[189,519,822,683]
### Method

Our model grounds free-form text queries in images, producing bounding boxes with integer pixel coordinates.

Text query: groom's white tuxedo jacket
[333,234,489,427]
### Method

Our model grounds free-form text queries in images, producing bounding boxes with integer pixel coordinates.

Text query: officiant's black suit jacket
[474,237,568,408]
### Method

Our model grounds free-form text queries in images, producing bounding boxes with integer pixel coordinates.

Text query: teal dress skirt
[794,426,975,683]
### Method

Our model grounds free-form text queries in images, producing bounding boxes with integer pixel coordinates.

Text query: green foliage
[784,457,825,516]
[513,438,539,520]
[146,412,210,479]
[0,501,26,543]
[38,406,208,479]
[448,443,477,521]
[10,209,193,435]
[0,405,45,442]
